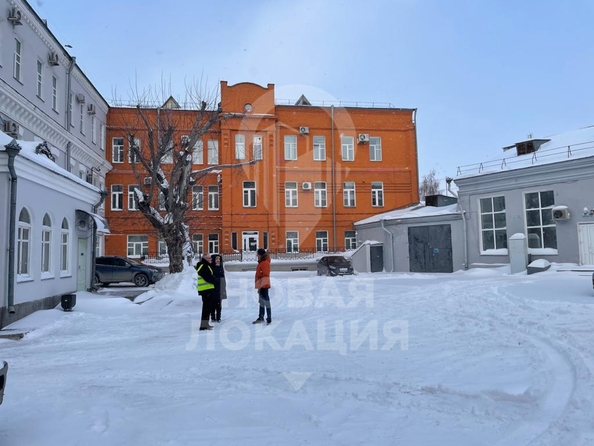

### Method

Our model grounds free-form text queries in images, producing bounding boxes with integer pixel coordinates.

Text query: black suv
[95,256,165,287]
[317,255,355,276]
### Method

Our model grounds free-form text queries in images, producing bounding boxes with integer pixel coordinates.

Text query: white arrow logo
[283,372,312,391]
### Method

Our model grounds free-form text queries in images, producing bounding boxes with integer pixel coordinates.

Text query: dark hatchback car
[95,256,165,287]
[317,255,355,276]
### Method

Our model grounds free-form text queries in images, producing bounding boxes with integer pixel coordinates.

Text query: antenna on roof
[527,132,533,139]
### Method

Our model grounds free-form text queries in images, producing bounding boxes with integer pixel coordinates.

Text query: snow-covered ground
[1,264,594,445]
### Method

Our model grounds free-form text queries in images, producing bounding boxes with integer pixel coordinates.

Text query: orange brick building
[103,81,419,257]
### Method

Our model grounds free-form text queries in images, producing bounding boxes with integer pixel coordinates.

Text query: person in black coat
[210,254,227,322]
[196,253,216,330]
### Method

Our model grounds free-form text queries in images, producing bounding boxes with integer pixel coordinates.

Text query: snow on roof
[355,202,459,226]
[456,124,594,179]
[0,132,99,192]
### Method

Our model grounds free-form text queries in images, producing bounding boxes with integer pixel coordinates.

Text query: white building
[0,0,111,327]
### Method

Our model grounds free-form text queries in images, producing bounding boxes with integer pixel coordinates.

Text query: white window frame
[111,184,123,211]
[207,140,219,165]
[284,135,297,160]
[100,124,105,151]
[285,182,298,207]
[525,190,557,252]
[313,136,326,161]
[286,231,299,253]
[243,181,256,207]
[128,137,141,163]
[192,140,203,164]
[52,76,58,112]
[208,233,219,254]
[192,185,204,210]
[36,60,43,99]
[60,218,70,274]
[343,182,356,207]
[316,230,329,252]
[79,104,85,135]
[253,135,263,160]
[112,137,124,163]
[369,136,382,161]
[162,140,174,164]
[41,213,52,275]
[158,239,168,257]
[192,234,204,256]
[479,196,508,253]
[341,136,354,161]
[13,38,22,83]
[235,134,245,160]
[91,116,96,144]
[128,185,140,211]
[371,182,384,207]
[208,185,219,210]
[17,208,31,278]
[345,230,357,250]
[158,191,166,211]
[127,235,148,257]
[314,182,327,208]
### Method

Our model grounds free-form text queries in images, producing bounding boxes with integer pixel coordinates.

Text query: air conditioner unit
[3,120,19,137]
[48,51,59,66]
[552,205,570,221]
[299,126,310,135]
[357,133,370,143]
[144,177,152,185]
[76,93,86,104]
[87,104,96,115]
[7,7,22,25]
[302,182,312,190]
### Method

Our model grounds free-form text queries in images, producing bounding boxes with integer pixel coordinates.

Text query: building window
[285,182,298,207]
[41,213,52,274]
[111,185,123,210]
[17,208,31,277]
[286,231,299,253]
[208,234,219,254]
[235,134,245,160]
[341,136,354,161]
[208,185,219,210]
[369,137,382,161]
[112,138,124,163]
[314,182,327,208]
[91,116,96,144]
[313,136,326,161]
[192,140,203,164]
[13,38,22,82]
[284,135,297,160]
[480,196,507,251]
[61,218,70,273]
[128,185,140,211]
[525,190,557,250]
[52,76,58,112]
[316,230,328,252]
[192,234,204,256]
[158,191,166,211]
[345,230,357,250]
[243,181,256,207]
[158,240,168,257]
[162,140,174,164]
[192,185,203,210]
[263,231,269,250]
[79,104,85,134]
[127,235,149,257]
[36,60,43,99]
[343,182,356,207]
[128,137,141,163]
[207,140,219,164]
[100,124,105,151]
[371,182,384,207]
[231,232,238,251]
[69,92,74,126]
[253,135,263,160]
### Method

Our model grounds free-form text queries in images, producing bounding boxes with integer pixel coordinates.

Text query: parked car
[95,256,165,287]
[0,361,7,405]
[317,255,354,276]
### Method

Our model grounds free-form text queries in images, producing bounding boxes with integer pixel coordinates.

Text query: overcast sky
[32,0,594,188]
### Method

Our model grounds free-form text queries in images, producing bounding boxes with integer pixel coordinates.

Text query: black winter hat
[257,248,266,256]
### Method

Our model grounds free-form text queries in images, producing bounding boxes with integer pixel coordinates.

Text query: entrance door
[578,223,594,265]
[408,225,453,273]
[77,238,88,291]
[370,245,384,272]
[242,231,259,252]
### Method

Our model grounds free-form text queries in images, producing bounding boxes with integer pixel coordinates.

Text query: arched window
[60,218,70,273]
[17,208,31,276]
[41,213,52,273]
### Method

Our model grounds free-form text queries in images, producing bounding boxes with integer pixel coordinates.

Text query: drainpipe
[90,190,108,290]
[65,56,76,172]
[461,209,469,270]
[331,105,336,251]
[381,219,395,272]
[412,109,419,202]
[5,139,21,314]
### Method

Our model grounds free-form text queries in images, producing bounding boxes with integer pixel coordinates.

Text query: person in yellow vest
[196,253,216,331]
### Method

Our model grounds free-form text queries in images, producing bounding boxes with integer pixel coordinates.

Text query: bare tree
[419,169,442,200]
[119,89,256,273]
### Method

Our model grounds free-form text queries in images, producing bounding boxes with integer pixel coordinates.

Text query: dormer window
[503,138,551,157]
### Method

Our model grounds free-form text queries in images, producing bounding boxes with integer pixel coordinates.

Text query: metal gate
[408,225,453,273]
[370,245,383,272]
[578,223,594,265]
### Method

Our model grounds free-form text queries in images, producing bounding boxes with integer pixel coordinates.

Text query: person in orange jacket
[252,248,272,324]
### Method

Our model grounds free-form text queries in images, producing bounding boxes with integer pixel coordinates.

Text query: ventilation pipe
[381,219,395,272]
[446,178,468,270]
[5,139,21,314]
[331,105,336,251]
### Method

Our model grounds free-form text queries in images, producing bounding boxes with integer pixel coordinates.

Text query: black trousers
[210,292,221,321]
[258,288,271,322]
[199,289,215,328]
